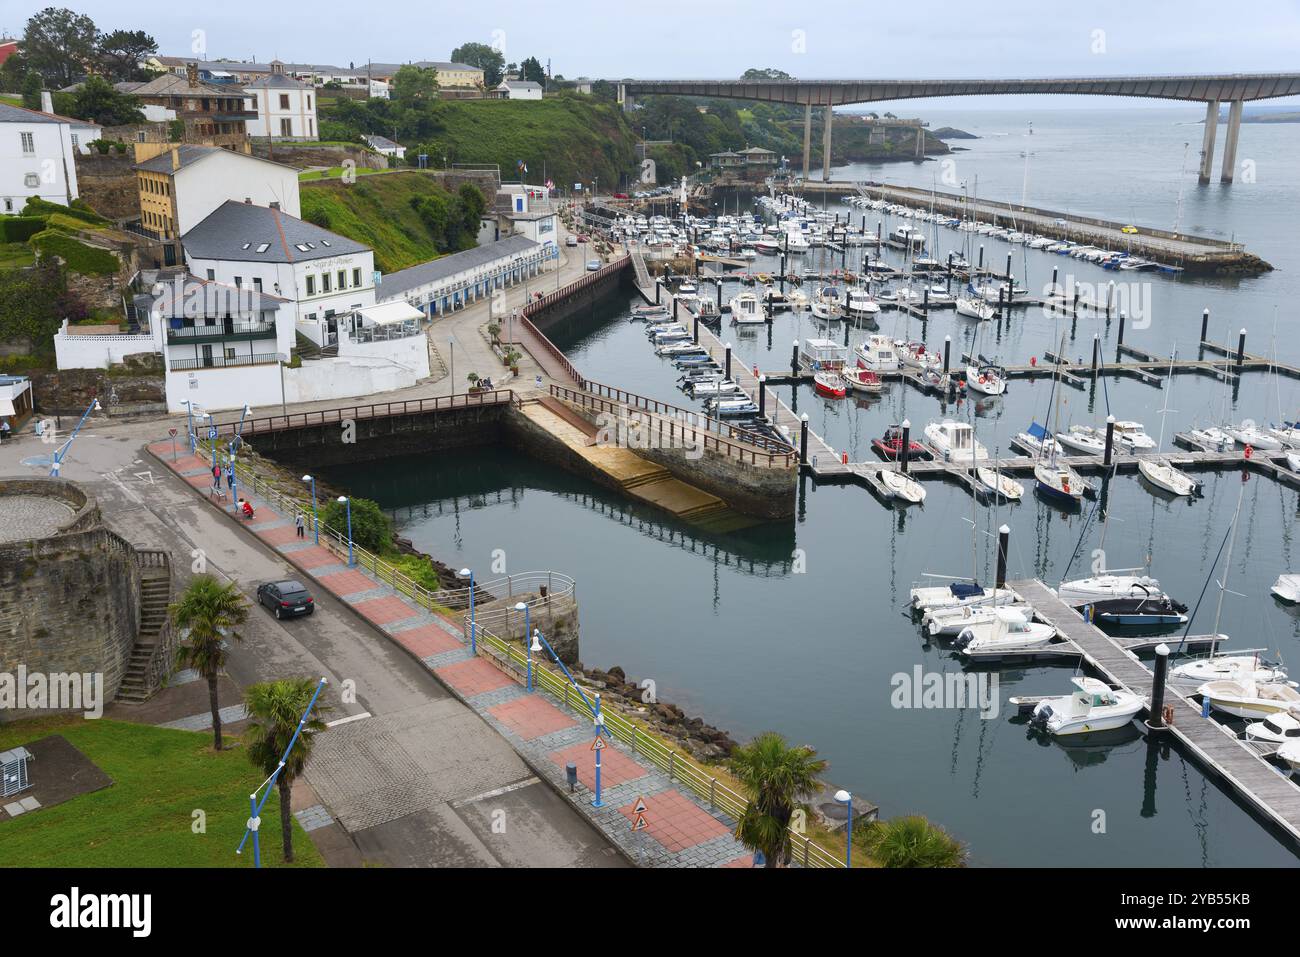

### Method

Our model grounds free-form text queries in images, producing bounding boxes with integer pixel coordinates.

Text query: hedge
[28,230,120,276]
[0,216,46,243]
[22,197,109,226]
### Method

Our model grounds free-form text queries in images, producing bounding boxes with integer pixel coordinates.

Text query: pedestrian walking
[0,419,10,444]
[295,513,305,538]
[211,462,221,487]
[225,460,235,490]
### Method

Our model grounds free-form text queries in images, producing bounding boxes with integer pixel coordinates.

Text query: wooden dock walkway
[1008,578,1300,847]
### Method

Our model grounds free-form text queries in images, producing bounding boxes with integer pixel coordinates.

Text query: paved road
[0,423,625,868]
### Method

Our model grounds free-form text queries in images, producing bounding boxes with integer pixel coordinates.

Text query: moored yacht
[924,420,988,464]
[855,334,900,371]
[728,291,766,324]
[1197,679,1300,720]
[955,608,1058,655]
[1030,677,1144,736]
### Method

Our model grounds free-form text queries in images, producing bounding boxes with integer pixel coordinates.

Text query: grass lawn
[0,716,325,868]
[298,166,384,182]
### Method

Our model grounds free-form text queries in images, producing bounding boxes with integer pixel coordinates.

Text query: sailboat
[1137,353,1199,497]
[1035,333,1085,505]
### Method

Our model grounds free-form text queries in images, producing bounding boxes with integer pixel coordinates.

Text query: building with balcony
[376,233,551,316]
[128,65,254,152]
[244,63,318,140]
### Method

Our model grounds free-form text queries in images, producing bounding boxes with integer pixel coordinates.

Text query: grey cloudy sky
[7,0,1298,106]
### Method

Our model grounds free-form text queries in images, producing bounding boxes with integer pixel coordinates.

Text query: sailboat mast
[1211,478,1247,638]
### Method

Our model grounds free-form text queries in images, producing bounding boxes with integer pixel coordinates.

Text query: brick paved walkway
[148,438,758,868]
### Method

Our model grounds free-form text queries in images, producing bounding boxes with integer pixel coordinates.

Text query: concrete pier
[802,103,812,177]
[1198,99,1219,184]
[822,105,833,183]
[1221,99,1244,183]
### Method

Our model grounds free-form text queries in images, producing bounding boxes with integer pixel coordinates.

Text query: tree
[23,7,99,88]
[450,42,504,88]
[0,262,66,351]
[741,67,793,81]
[457,183,487,232]
[519,56,545,86]
[859,815,967,868]
[170,575,249,751]
[392,64,438,108]
[727,731,827,867]
[320,495,392,554]
[95,28,157,82]
[21,70,43,111]
[243,679,330,863]
[64,75,144,126]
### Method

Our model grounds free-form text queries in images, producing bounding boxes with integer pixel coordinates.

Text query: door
[201,344,214,368]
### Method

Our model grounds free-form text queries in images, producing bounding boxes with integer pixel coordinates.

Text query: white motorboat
[1030,677,1143,736]
[965,362,1007,396]
[1137,458,1198,497]
[783,230,810,254]
[855,334,900,371]
[1056,425,1107,454]
[923,601,1033,637]
[813,371,847,399]
[1112,420,1157,451]
[1015,422,1063,457]
[1170,653,1291,690]
[1272,574,1300,604]
[1187,425,1235,452]
[810,286,842,322]
[1197,679,1300,720]
[1288,451,1300,472]
[1034,459,1085,503]
[955,294,995,321]
[896,340,941,372]
[1266,422,1300,448]
[924,420,988,464]
[1225,422,1283,450]
[909,581,1022,613]
[729,291,766,324]
[1056,574,1165,606]
[955,608,1058,655]
[843,368,883,394]
[878,469,926,503]
[975,467,1024,501]
[1244,712,1300,744]
[1275,739,1300,773]
[843,286,880,321]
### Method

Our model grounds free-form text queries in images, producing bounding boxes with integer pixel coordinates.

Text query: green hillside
[299,172,475,273]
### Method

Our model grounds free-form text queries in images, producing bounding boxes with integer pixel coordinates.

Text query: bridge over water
[617,73,1300,184]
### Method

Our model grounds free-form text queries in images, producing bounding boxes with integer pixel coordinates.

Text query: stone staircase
[116,566,173,704]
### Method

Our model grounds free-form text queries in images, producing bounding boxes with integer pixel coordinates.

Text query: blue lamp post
[835,789,852,868]
[185,400,197,453]
[337,496,353,566]
[49,397,101,476]
[460,568,476,652]
[514,601,531,690]
[302,475,319,544]
[529,629,542,693]
[592,692,607,808]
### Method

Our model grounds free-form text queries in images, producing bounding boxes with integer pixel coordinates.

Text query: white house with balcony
[244,62,318,140]
[0,99,81,210]
[376,234,552,317]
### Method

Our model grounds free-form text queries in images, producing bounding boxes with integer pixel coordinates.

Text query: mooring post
[716,282,722,308]
[724,342,732,380]
[1103,414,1116,466]
[947,252,954,282]
[922,286,930,317]
[1236,328,1247,368]
[655,279,660,305]
[877,221,882,244]
[791,340,799,376]
[1050,265,1058,299]
[1117,311,1126,347]
[1005,251,1012,283]
[758,374,767,416]
[943,335,951,373]
[673,296,679,321]
[995,524,1010,589]
[1091,333,1100,376]
[799,413,809,465]
[996,286,1005,322]
[780,254,787,292]
[900,419,912,475]
[977,244,984,270]
[1148,644,1171,731]
[693,314,699,344]
[1200,307,1210,344]
[1106,280,1114,320]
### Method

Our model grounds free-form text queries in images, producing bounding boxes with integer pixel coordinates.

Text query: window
[20,132,34,154]
[206,269,215,280]
[71,134,78,148]
[305,275,316,296]
[337,270,346,289]
[136,130,146,143]
[279,118,292,136]
[352,268,362,287]
[253,277,262,292]
[24,173,40,188]
[321,273,332,293]
[307,95,312,109]
[234,276,242,287]
[224,348,236,360]
[3,199,11,213]
[279,94,290,109]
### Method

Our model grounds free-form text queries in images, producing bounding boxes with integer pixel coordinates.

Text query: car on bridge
[1121,225,1139,234]
[257,580,315,619]
[586,259,602,271]
[565,235,578,247]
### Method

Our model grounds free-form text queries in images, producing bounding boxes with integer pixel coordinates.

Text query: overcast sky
[7,0,1299,108]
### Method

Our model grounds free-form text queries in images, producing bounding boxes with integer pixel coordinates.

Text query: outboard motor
[1031,704,1053,727]
[953,627,975,650]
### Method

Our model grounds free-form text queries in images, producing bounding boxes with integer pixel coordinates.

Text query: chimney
[186,62,199,87]
[40,90,53,113]
[271,60,284,76]
[170,147,180,171]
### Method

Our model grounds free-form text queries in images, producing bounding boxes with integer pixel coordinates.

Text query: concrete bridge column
[802,103,812,178]
[915,127,924,160]
[1198,99,1219,184]
[822,105,833,182]
[1220,100,1243,183]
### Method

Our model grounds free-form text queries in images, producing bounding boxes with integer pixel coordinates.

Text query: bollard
[1005,251,1013,282]
[799,414,809,465]
[1200,308,1210,344]
[1236,328,1247,368]
[1117,311,1126,346]
[1148,644,1172,730]
[943,335,951,373]
[759,375,767,416]
[977,244,984,270]
[900,419,912,474]
[997,286,1005,322]
[841,450,848,465]
[725,343,732,380]
[791,340,800,375]
[1091,334,1100,375]
[1104,415,1116,466]
[673,296,679,321]
[1106,280,1114,320]
[693,315,699,344]
[995,524,1010,589]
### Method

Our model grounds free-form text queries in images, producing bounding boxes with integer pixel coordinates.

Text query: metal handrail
[169,353,279,371]
[470,621,844,868]
[208,390,517,438]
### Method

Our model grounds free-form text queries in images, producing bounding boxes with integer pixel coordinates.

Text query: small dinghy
[975,467,1024,502]
[1272,574,1300,604]
[1030,677,1143,736]
[872,425,930,461]
[1197,679,1300,720]
[1171,653,1290,690]
[814,371,847,398]
[843,368,883,394]
[877,469,926,503]
[954,608,1057,655]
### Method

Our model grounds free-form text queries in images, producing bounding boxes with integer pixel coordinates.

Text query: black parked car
[257,580,315,619]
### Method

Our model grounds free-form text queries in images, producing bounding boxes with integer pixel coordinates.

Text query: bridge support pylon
[1220,100,1243,184]
[822,105,833,182]
[1198,99,1219,184]
[802,103,812,178]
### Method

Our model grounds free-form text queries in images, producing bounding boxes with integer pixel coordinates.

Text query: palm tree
[170,575,248,751]
[727,731,827,868]
[243,678,331,863]
[859,815,967,868]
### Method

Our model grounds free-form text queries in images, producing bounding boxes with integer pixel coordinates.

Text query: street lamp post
[337,496,353,566]
[835,789,853,867]
[529,629,542,693]
[460,568,476,652]
[514,601,532,690]
[49,397,101,477]
[302,475,318,545]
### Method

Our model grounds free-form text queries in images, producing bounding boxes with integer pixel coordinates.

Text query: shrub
[391,554,440,590]
[320,495,392,554]
[93,139,111,154]
[0,216,47,243]
[28,230,119,276]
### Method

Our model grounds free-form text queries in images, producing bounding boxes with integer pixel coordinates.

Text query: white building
[363,134,405,162]
[0,100,81,210]
[182,200,376,349]
[244,63,317,140]
[377,234,553,316]
[494,184,558,252]
[496,79,544,100]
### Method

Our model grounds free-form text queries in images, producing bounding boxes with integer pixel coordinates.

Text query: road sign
[633,796,647,814]
[631,814,649,832]
[207,427,218,440]
[590,736,606,751]
[168,427,177,437]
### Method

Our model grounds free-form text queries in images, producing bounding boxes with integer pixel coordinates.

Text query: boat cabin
[800,338,848,372]
[1071,677,1121,709]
